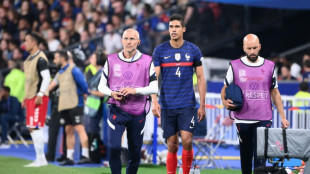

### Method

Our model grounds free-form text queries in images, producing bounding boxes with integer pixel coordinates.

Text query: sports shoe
[77,156,92,164]
[56,155,66,162]
[59,158,74,165]
[0,141,11,149]
[24,160,48,167]
[45,154,54,162]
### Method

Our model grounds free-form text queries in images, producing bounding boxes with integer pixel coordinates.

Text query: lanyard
[130,51,138,62]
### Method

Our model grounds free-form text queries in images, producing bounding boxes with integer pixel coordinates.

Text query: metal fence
[204,93,310,145]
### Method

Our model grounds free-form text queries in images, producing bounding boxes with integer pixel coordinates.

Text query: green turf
[0,156,242,174]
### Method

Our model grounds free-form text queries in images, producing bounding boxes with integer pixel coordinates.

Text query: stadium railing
[203,93,310,145]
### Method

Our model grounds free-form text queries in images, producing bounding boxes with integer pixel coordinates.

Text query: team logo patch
[239,69,247,82]
[185,53,190,61]
[175,53,181,61]
[123,71,133,80]
[261,69,265,74]
[249,82,259,90]
[114,64,121,77]
[60,118,65,125]
[164,56,171,59]
[139,118,145,123]
[75,116,81,123]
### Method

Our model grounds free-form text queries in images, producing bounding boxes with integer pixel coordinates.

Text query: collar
[59,63,70,74]
[118,50,142,62]
[240,56,264,66]
[28,50,40,61]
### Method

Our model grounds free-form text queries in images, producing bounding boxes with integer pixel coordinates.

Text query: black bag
[225,81,243,111]
[254,166,287,174]
[88,133,107,163]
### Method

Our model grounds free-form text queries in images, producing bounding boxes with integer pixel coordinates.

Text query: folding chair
[193,116,233,169]
[7,109,29,148]
[7,121,29,148]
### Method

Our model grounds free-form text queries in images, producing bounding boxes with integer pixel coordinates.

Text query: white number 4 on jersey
[175,67,181,77]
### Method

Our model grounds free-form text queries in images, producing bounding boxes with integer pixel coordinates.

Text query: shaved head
[121,28,141,58]
[243,34,261,63]
[122,28,140,40]
[243,34,260,45]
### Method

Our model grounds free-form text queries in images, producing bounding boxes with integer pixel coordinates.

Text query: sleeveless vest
[231,58,275,121]
[24,51,49,99]
[57,64,78,111]
[108,53,152,116]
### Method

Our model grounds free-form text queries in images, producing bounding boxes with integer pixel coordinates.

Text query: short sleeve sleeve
[152,47,161,67]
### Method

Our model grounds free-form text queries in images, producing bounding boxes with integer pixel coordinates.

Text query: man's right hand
[223,99,237,110]
[22,99,25,108]
[35,96,43,105]
[152,101,161,118]
[111,91,124,101]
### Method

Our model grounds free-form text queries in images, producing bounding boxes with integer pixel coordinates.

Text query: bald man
[98,28,158,174]
[221,34,289,174]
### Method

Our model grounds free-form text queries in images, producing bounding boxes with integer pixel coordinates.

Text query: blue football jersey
[153,40,203,109]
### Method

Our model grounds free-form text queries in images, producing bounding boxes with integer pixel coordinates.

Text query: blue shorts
[161,106,196,138]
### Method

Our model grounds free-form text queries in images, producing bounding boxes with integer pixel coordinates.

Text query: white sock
[30,129,46,161]
[82,148,89,158]
[67,149,74,160]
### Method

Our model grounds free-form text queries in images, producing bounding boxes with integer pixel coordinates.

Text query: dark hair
[305,60,310,68]
[299,82,309,92]
[96,51,107,66]
[55,51,68,60]
[2,86,10,93]
[155,2,164,10]
[169,14,185,27]
[144,4,153,14]
[27,33,42,45]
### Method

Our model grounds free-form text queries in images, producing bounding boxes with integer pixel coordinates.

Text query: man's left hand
[197,106,206,123]
[35,96,43,105]
[119,87,136,96]
[281,118,290,128]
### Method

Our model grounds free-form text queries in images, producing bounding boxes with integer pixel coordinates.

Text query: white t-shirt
[103,33,123,55]
[48,39,60,52]
[224,56,278,124]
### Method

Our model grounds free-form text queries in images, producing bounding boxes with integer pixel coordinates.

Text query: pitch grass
[0,156,242,174]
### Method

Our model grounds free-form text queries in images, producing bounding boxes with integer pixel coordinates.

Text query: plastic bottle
[189,168,194,174]
[194,166,200,174]
[285,167,293,174]
[178,165,183,174]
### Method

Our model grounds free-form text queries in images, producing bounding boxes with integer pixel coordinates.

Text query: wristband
[37,91,44,97]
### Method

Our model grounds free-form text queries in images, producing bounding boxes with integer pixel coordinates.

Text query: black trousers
[236,121,272,174]
[46,105,67,160]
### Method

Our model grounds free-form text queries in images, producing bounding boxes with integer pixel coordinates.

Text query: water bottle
[178,165,183,174]
[285,167,293,174]
[194,166,200,174]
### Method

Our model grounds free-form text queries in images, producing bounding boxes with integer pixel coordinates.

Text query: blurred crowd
[0,0,248,72]
[0,0,309,119]
[271,53,310,82]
